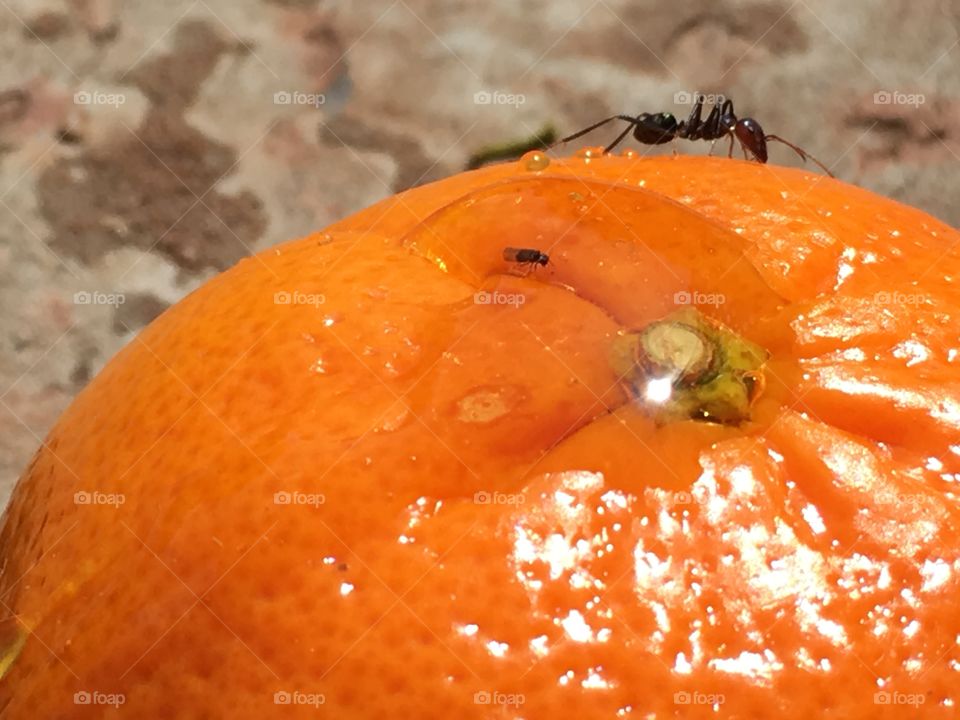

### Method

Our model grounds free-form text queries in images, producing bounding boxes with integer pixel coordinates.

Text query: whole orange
[1,153,959,718]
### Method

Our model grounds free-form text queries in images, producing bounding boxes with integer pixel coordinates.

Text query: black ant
[559,95,834,177]
[503,247,550,273]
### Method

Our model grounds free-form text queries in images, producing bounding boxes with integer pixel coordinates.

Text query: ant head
[734,118,767,162]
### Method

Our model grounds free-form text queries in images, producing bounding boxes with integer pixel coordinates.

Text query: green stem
[465,124,558,170]
[610,307,768,424]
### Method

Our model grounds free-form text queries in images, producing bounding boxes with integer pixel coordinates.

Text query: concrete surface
[1,0,959,507]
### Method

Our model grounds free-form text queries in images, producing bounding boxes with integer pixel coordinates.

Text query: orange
[1,152,959,718]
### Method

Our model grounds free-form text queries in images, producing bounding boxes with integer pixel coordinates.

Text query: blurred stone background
[1,0,958,506]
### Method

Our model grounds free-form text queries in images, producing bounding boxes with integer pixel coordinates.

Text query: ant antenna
[764,134,835,178]
[554,115,639,152]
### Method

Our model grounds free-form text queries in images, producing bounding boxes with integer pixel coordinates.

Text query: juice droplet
[575,146,606,161]
[520,150,550,171]
[622,149,639,160]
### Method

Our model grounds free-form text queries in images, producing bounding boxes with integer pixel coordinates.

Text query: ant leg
[707,139,717,156]
[605,122,635,154]
[520,261,548,277]
[508,262,531,278]
[726,134,735,158]
[689,100,723,142]
[764,134,835,178]
[558,115,637,145]
[683,96,705,133]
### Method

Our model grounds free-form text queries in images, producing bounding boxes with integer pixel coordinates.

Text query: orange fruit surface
[2,153,960,718]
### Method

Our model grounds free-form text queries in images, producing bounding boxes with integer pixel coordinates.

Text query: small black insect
[503,247,550,270]
[559,95,834,177]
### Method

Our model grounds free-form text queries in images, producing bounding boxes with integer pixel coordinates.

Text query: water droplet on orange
[575,146,606,161]
[520,150,550,171]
